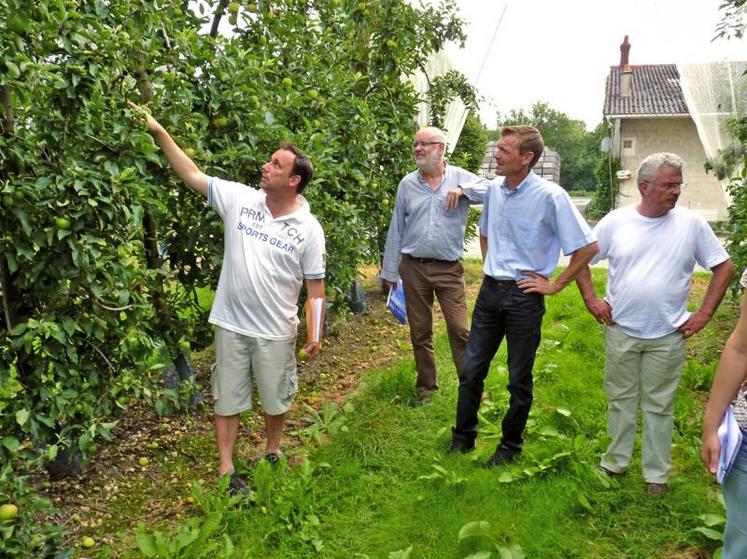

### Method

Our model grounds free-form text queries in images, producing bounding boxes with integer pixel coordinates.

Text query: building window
[622,138,635,155]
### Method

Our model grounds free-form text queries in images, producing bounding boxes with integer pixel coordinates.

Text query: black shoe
[486,444,520,467]
[447,437,475,454]
[228,471,249,497]
[264,452,281,468]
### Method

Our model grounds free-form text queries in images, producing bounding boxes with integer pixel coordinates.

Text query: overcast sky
[446,0,747,130]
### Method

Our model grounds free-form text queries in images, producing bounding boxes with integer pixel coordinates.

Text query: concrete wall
[614,116,729,221]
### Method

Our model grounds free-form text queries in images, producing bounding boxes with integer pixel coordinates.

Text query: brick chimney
[620,35,632,97]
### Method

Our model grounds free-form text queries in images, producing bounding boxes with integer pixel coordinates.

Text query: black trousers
[453,276,545,451]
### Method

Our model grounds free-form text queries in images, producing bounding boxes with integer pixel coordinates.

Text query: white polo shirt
[207,177,326,340]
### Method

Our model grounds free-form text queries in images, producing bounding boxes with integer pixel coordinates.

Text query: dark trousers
[453,276,545,450]
[399,255,470,398]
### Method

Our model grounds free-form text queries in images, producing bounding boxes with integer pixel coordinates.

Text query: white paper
[717,404,743,484]
[308,297,323,344]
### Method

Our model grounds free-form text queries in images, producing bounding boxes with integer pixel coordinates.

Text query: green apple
[184,147,196,158]
[212,117,229,128]
[0,504,18,522]
[81,536,96,549]
[55,217,71,230]
[138,456,149,467]
[282,77,293,87]
[297,348,309,362]
[228,2,240,14]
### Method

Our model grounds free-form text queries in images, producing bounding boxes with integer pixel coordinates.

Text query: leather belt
[403,254,458,265]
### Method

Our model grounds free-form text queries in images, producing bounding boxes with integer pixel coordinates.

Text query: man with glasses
[576,152,733,496]
[381,126,486,403]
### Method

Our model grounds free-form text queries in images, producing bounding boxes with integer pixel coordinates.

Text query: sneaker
[646,483,667,497]
[264,452,281,468]
[486,443,521,467]
[227,471,248,497]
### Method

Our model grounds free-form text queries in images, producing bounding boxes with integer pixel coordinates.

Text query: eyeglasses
[412,141,443,148]
[645,181,686,191]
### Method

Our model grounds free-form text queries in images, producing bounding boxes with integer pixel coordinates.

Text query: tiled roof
[604,64,689,116]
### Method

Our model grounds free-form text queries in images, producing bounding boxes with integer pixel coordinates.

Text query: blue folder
[386,279,407,325]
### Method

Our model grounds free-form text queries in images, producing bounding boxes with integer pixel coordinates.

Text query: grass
[86,261,737,558]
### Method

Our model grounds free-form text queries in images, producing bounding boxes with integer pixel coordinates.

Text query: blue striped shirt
[478,172,595,280]
[381,165,486,282]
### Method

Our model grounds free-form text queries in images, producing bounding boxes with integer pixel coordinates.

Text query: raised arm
[128,101,208,197]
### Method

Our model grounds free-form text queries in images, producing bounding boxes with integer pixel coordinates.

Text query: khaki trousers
[398,255,469,398]
[601,325,685,483]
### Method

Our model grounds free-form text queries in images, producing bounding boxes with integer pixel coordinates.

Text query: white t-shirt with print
[207,177,325,340]
[592,205,728,339]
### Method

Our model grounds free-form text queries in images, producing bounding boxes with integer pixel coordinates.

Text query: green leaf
[577,493,592,511]
[464,553,492,559]
[496,544,526,559]
[693,527,724,541]
[388,547,413,559]
[538,425,560,437]
[458,521,492,541]
[700,513,726,528]
[135,524,159,558]
[497,471,516,483]
[556,407,571,417]
[2,437,20,453]
[15,408,29,427]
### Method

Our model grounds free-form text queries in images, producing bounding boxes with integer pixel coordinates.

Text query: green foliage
[0,0,468,478]
[451,112,488,173]
[0,462,68,558]
[716,114,747,281]
[586,154,621,219]
[495,103,606,191]
[426,70,477,129]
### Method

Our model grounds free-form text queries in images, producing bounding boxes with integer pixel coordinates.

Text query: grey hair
[637,152,685,184]
[416,126,447,144]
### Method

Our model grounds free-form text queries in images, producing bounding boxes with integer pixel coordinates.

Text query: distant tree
[491,102,600,191]
[450,111,488,173]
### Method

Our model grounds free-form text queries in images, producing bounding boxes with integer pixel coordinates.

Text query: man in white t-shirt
[576,152,733,496]
[130,102,325,496]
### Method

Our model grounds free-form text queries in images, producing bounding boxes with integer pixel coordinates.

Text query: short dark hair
[501,125,544,168]
[279,142,313,193]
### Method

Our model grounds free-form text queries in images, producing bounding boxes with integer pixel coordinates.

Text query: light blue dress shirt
[477,172,595,280]
[381,165,487,282]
